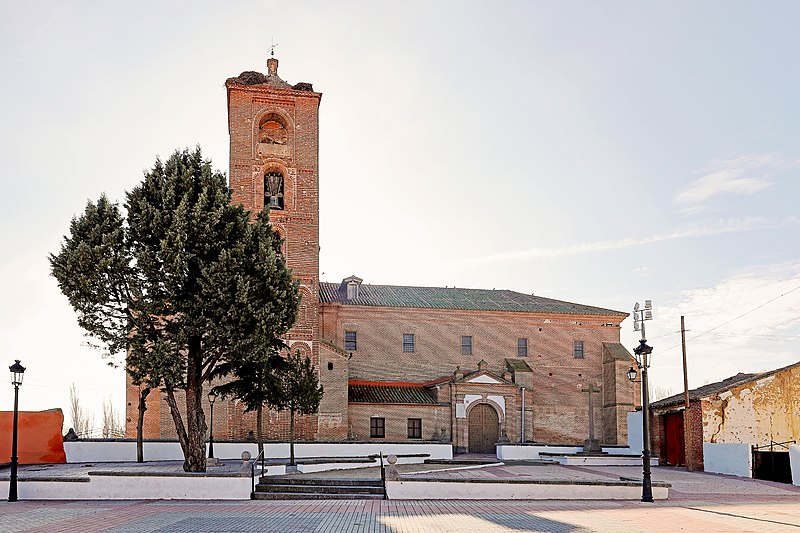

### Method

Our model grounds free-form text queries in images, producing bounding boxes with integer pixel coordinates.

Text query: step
[255,483,384,495]
[258,477,382,487]
[252,492,384,500]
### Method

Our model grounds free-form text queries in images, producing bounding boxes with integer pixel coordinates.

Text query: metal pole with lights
[207,390,217,460]
[628,301,654,503]
[8,360,26,502]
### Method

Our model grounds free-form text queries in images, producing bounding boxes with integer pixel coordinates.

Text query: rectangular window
[407,418,422,439]
[517,338,528,357]
[573,340,585,359]
[461,335,473,355]
[344,331,357,351]
[403,333,415,353]
[370,417,385,438]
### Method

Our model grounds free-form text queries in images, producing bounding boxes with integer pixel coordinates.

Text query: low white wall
[497,445,639,461]
[293,442,452,460]
[0,475,251,500]
[628,411,643,453]
[297,461,377,473]
[65,441,452,463]
[386,480,668,500]
[703,442,752,478]
[789,444,800,487]
[295,453,429,474]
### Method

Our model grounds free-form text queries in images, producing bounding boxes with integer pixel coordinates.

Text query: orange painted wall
[0,409,67,464]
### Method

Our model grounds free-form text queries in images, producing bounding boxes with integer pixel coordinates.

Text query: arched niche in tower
[297,286,314,328]
[254,110,293,159]
[259,113,288,145]
[272,224,287,257]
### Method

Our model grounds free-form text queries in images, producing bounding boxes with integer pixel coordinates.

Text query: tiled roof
[505,359,533,373]
[602,342,634,361]
[319,282,626,316]
[348,381,439,405]
[651,373,757,408]
[651,360,800,408]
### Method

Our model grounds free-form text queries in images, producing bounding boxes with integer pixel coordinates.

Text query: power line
[704,332,800,341]
[658,284,800,353]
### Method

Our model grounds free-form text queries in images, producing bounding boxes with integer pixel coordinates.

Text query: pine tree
[50,147,298,472]
[277,351,323,465]
[211,340,287,458]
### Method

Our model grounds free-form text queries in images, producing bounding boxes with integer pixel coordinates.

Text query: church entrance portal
[468,403,499,454]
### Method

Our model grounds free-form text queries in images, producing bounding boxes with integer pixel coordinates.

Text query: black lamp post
[207,390,217,460]
[629,300,655,503]
[631,340,654,502]
[8,359,25,502]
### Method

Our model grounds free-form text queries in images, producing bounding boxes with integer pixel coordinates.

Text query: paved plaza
[1,464,799,532]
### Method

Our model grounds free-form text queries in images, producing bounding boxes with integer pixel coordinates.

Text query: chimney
[267,57,279,76]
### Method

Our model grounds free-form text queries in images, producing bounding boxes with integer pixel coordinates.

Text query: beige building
[651,360,800,471]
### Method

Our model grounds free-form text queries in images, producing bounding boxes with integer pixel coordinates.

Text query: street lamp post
[207,390,217,460]
[8,359,26,503]
[630,301,654,503]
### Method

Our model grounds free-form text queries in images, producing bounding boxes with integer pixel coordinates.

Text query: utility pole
[681,316,693,471]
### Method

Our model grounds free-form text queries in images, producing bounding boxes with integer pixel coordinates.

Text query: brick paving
[1,463,799,532]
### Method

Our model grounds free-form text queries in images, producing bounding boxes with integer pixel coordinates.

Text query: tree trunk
[183,338,207,472]
[257,404,264,458]
[136,386,150,463]
[289,407,295,466]
[164,386,191,462]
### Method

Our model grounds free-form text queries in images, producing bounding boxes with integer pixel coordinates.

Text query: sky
[1,1,798,429]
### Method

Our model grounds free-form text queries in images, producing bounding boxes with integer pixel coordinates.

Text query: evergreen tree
[211,340,287,458]
[277,351,323,465]
[50,147,298,472]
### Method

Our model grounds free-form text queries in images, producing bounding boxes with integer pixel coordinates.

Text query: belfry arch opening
[265,170,284,210]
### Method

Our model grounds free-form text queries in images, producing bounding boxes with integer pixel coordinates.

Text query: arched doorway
[468,403,499,454]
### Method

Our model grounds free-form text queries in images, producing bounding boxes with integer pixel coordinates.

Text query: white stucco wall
[703,442,752,478]
[789,444,800,486]
[64,441,452,463]
[0,475,251,500]
[627,410,643,453]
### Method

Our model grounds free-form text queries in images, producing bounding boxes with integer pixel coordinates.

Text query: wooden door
[664,412,685,466]
[468,403,499,454]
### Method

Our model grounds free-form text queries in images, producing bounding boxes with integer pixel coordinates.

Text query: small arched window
[265,171,284,210]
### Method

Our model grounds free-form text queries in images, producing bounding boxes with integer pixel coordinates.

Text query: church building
[125,55,639,452]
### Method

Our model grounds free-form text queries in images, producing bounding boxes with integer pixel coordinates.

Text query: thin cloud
[469,216,800,263]
[674,154,796,205]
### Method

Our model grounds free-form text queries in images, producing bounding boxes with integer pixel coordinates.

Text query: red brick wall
[321,303,626,444]
[651,400,705,470]
[348,403,449,441]
[124,373,161,439]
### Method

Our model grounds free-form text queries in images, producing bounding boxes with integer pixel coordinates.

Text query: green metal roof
[602,342,634,362]
[320,282,626,317]
[505,358,533,373]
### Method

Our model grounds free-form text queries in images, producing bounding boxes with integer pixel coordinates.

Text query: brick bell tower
[225,55,330,439]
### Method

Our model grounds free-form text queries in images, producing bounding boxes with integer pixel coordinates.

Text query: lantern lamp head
[626,366,638,382]
[9,359,25,387]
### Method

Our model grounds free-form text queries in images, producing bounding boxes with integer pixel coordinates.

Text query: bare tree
[68,383,94,437]
[650,385,675,402]
[102,397,124,438]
